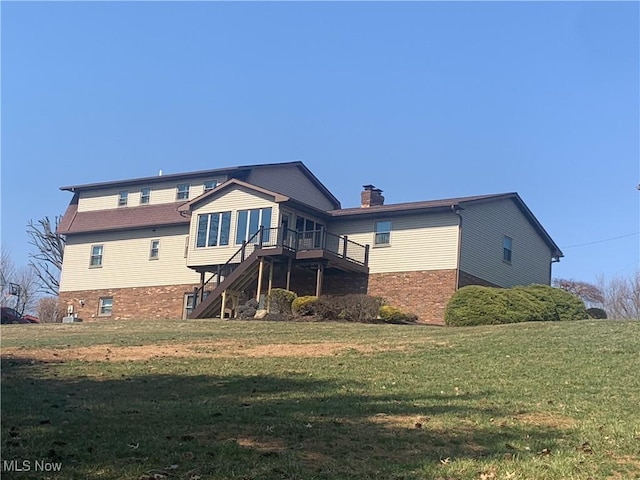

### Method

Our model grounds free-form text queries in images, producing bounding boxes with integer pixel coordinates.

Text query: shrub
[520,284,588,321]
[587,307,608,319]
[236,298,258,319]
[267,288,297,314]
[378,305,418,324]
[314,294,384,322]
[292,296,318,316]
[445,284,589,326]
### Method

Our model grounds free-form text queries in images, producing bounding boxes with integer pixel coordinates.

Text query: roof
[178,179,290,212]
[57,199,189,235]
[59,160,340,209]
[330,193,507,217]
[330,192,563,259]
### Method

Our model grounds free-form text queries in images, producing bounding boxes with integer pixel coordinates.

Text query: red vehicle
[1,307,31,324]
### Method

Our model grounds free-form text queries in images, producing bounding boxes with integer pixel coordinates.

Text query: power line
[563,232,640,249]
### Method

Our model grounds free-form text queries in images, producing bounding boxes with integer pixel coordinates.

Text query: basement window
[99,297,113,316]
[503,236,513,263]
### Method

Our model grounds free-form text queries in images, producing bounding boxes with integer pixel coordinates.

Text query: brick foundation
[368,270,458,324]
[60,268,480,324]
[59,283,200,321]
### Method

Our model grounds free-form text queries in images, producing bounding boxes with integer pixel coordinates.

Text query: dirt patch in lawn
[513,412,577,429]
[1,341,401,363]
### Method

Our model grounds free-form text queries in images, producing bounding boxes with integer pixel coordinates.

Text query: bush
[267,288,297,314]
[520,284,588,321]
[378,305,418,324]
[314,294,384,322]
[292,296,318,316]
[445,284,589,326]
[587,307,608,319]
[236,298,258,319]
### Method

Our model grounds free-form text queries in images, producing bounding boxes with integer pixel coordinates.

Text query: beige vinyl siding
[246,165,337,211]
[459,199,552,287]
[77,176,227,212]
[329,212,460,274]
[59,226,199,291]
[187,186,280,267]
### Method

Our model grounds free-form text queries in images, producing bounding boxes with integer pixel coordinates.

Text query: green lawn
[1,319,639,480]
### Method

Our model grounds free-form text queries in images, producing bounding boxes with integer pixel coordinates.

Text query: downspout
[452,205,463,290]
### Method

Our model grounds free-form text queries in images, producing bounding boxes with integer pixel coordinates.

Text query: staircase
[189,251,263,319]
[188,226,369,319]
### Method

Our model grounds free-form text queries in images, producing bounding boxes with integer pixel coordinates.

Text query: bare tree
[26,216,65,296]
[37,297,65,323]
[13,266,40,315]
[597,270,640,320]
[1,249,18,308]
[552,278,604,307]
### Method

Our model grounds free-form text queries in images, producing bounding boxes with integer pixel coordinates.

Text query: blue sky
[1,1,638,286]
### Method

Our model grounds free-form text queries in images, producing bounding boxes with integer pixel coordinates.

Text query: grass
[1,319,639,480]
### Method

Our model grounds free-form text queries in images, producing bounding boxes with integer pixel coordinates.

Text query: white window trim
[196,212,231,248]
[373,220,392,247]
[140,187,151,205]
[236,207,273,245]
[98,297,113,316]
[203,180,218,192]
[89,244,104,268]
[149,239,160,260]
[176,183,190,200]
[118,191,129,207]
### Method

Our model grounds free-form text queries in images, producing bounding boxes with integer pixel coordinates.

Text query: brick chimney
[361,184,384,208]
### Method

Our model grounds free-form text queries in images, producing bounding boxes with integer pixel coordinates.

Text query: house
[57,161,563,324]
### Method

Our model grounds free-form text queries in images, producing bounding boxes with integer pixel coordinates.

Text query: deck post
[315,263,324,297]
[241,241,247,262]
[220,290,227,319]
[286,257,292,291]
[342,235,348,258]
[268,260,274,294]
[199,272,205,302]
[364,244,370,266]
[256,257,265,303]
[216,265,221,287]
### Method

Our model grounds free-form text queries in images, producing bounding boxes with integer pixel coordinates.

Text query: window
[183,293,195,319]
[99,297,113,316]
[140,187,151,204]
[503,236,513,263]
[90,245,103,267]
[295,215,324,248]
[235,207,272,244]
[176,183,190,200]
[374,220,392,246]
[204,180,218,192]
[196,212,231,247]
[118,191,129,207]
[149,239,160,259]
